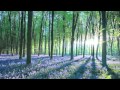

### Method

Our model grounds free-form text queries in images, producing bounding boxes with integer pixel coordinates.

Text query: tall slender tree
[19,11,24,59]
[26,11,33,65]
[48,11,51,56]
[117,12,120,56]
[101,11,107,67]
[71,11,79,60]
[38,12,44,56]
[96,11,101,59]
[50,11,54,60]
[23,11,26,57]
[62,11,66,57]
[83,15,90,58]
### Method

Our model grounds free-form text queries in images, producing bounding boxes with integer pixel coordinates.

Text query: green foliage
[0,11,119,57]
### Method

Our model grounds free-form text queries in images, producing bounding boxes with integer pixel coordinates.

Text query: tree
[48,11,51,56]
[44,13,47,55]
[117,12,120,56]
[71,11,79,60]
[15,11,20,55]
[19,11,24,59]
[91,12,95,60]
[38,12,44,56]
[26,11,33,65]
[62,11,66,57]
[96,11,101,60]
[83,14,90,58]
[23,11,26,57]
[8,11,14,56]
[101,11,107,67]
[50,11,54,60]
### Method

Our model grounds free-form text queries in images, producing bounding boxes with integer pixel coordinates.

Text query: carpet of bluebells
[0,54,120,79]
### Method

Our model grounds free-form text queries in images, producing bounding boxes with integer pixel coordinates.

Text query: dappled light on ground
[0,54,119,79]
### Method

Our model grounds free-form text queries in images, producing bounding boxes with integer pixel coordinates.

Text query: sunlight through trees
[0,11,120,79]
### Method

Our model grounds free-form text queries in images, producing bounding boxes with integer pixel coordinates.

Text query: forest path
[0,54,119,79]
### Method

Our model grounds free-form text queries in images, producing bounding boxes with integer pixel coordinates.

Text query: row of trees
[0,11,119,66]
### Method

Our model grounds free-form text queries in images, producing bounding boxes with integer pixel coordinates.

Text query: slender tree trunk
[59,32,61,55]
[92,26,95,59]
[101,11,107,67]
[62,12,66,57]
[19,11,24,59]
[50,11,54,60]
[48,11,51,56]
[14,12,18,55]
[8,12,13,56]
[117,24,120,56]
[76,29,79,56]
[91,12,95,60]
[5,16,9,54]
[13,12,16,55]
[96,11,101,59]
[80,33,82,55]
[38,12,44,56]
[34,32,36,54]
[110,17,115,56]
[118,12,120,56]
[23,11,26,57]
[16,12,20,55]
[83,17,89,58]
[44,20,47,55]
[65,41,67,55]
[71,12,79,60]
[26,11,33,65]
[32,19,35,54]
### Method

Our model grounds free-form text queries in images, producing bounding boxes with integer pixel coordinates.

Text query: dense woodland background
[0,11,120,79]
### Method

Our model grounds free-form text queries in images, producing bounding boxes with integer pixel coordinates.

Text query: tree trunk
[71,12,79,60]
[26,11,33,65]
[50,11,54,60]
[91,12,95,60]
[80,33,82,55]
[76,28,79,56]
[19,11,24,59]
[65,41,67,55]
[96,11,101,59]
[117,24,120,56]
[23,11,26,57]
[38,12,44,56]
[8,12,13,56]
[62,11,66,57]
[101,11,107,67]
[48,11,51,56]
[44,19,47,55]
[16,11,20,55]
[59,32,61,55]
[110,17,115,56]
[83,16,89,58]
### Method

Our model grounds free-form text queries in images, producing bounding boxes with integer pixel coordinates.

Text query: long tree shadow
[0,64,27,74]
[95,56,119,79]
[0,55,71,73]
[0,55,68,66]
[0,58,71,75]
[0,55,88,79]
[106,65,119,79]
[0,56,48,66]
[29,58,84,79]
[67,56,91,79]
[89,57,98,79]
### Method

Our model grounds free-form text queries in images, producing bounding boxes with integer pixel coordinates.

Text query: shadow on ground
[67,57,91,79]
[106,65,119,79]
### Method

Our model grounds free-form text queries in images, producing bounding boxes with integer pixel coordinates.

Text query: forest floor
[0,54,120,79]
